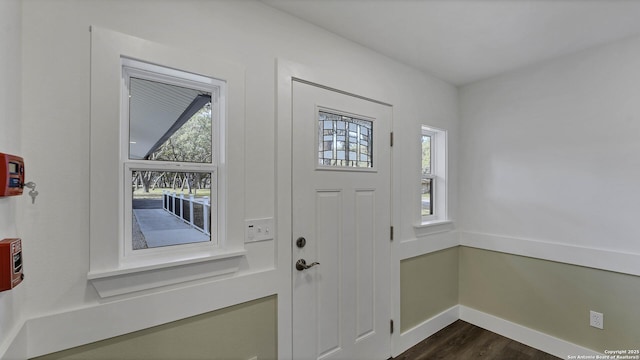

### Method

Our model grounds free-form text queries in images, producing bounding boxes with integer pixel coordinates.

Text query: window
[89,27,246,297]
[122,59,223,256]
[420,125,447,224]
[318,110,373,168]
[421,129,434,218]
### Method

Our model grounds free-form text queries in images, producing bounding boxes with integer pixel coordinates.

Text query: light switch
[245,218,274,243]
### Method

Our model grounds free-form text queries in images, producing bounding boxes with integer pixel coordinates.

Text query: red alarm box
[0,238,24,292]
[0,153,25,196]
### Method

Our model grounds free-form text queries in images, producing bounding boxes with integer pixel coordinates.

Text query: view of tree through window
[148,104,212,163]
[421,133,433,217]
[133,104,213,195]
[127,74,216,250]
[132,170,212,250]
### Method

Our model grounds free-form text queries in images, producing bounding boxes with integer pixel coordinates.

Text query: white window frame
[421,127,436,222]
[120,59,224,263]
[419,125,448,226]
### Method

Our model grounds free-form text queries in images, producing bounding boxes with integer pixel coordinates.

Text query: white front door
[292,80,392,360]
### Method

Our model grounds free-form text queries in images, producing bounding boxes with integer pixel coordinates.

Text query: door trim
[294,78,393,107]
[275,59,396,360]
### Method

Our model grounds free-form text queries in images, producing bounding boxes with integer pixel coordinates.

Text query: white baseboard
[394,305,601,359]
[459,306,601,359]
[393,305,459,356]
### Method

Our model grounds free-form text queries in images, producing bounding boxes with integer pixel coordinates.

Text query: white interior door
[292,80,392,360]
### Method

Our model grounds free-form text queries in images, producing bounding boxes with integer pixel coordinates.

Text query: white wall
[12,0,458,357]
[459,33,640,275]
[0,0,26,357]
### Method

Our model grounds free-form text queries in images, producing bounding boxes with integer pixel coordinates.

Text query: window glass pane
[422,134,432,175]
[129,77,212,163]
[318,111,373,168]
[131,170,212,250]
[422,131,434,218]
[421,178,433,217]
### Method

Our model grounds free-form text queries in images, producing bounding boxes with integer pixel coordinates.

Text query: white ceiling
[262,0,640,85]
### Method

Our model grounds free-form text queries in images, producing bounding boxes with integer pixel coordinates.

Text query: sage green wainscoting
[400,247,459,333]
[459,246,640,353]
[32,295,277,360]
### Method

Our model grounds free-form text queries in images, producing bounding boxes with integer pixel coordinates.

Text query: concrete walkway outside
[133,209,209,248]
[133,198,163,209]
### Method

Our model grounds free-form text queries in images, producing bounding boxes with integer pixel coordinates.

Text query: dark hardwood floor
[394,320,560,360]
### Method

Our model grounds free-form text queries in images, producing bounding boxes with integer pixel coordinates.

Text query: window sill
[413,219,454,237]
[88,248,247,298]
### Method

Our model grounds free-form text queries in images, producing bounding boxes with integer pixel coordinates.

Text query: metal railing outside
[162,191,211,235]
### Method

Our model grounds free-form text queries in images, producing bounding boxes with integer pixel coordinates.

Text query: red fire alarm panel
[0,238,24,292]
[0,153,24,196]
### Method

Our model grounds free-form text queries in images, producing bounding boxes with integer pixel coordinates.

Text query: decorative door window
[318,111,373,168]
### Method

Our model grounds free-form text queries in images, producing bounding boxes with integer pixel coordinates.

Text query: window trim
[418,125,448,227]
[88,27,246,297]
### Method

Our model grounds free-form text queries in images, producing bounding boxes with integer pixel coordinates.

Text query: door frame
[275,59,399,359]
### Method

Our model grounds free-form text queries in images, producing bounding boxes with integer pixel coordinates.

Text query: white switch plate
[245,218,274,243]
